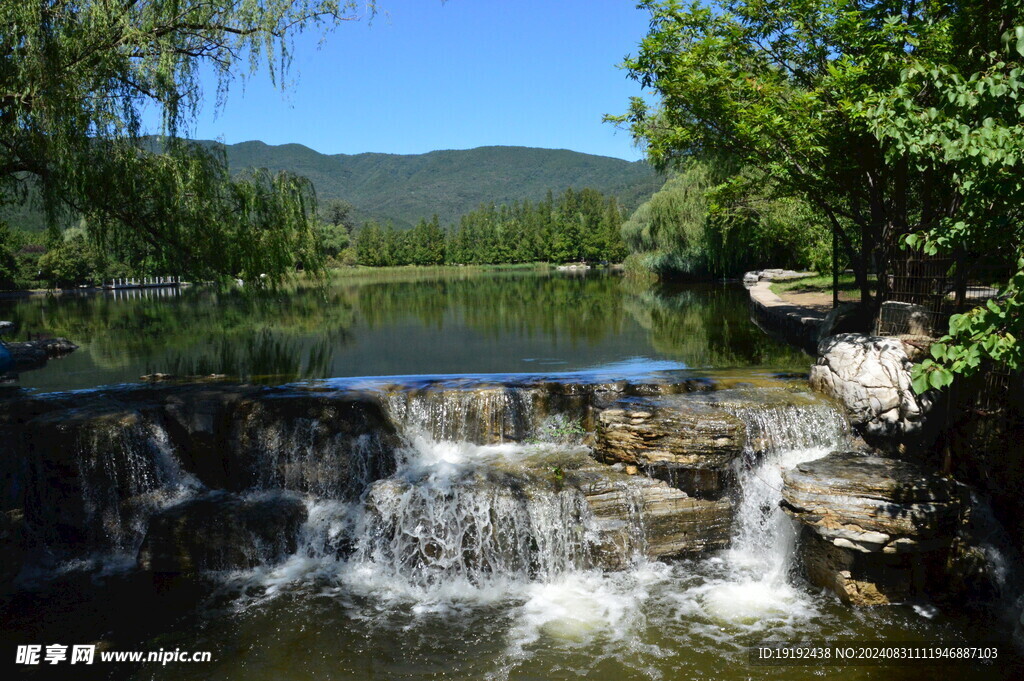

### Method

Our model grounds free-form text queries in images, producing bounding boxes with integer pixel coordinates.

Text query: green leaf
[928,368,952,390]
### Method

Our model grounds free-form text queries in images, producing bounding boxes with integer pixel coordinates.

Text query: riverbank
[769,272,874,312]
[745,271,826,354]
[0,262,621,298]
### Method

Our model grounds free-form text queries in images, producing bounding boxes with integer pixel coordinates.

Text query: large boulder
[810,334,937,452]
[782,452,962,605]
[594,396,745,498]
[137,491,307,573]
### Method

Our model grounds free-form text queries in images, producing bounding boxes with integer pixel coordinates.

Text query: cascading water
[342,440,598,604]
[10,381,1024,681]
[671,391,850,630]
[382,386,539,444]
[242,415,385,499]
[61,419,199,570]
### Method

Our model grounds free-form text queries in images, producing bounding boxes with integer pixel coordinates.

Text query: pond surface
[4,270,1021,681]
[1,269,807,392]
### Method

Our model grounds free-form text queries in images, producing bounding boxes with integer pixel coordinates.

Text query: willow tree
[1,0,374,284]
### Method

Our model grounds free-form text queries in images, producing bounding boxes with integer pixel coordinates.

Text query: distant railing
[102,276,182,290]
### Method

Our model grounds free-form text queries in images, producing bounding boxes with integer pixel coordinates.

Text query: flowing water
[5,381,1021,680]
[2,272,1021,679]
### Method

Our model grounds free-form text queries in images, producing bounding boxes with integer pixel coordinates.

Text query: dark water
[0,270,807,392]
[4,270,1021,680]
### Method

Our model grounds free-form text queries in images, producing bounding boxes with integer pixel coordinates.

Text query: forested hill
[216,141,663,228]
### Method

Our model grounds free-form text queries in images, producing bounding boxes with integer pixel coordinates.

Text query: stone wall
[745,279,823,354]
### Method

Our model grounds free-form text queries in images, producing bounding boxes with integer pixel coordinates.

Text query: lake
[2,269,1020,681]
[0,269,808,392]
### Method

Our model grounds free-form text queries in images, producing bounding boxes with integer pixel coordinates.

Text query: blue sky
[174,1,652,161]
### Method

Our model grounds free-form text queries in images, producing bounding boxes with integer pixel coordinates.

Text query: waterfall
[17,416,203,579]
[244,417,386,499]
[234,400,397,500]
[707,387,850,458]
[383,387,539,444]
[339,436,599,603]
[672,391,849,628]
[73,420,199,555]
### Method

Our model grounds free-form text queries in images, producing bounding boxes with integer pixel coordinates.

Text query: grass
[770,272,876,296]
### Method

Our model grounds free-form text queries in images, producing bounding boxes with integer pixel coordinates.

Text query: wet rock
[0,509,26,588]
[231,392,400,499]
[5,338,78,371]
[137,491,307,573]
[1,384,398,569]
[383,385,558,444]
[17,404,178,552]
[359,453,732,579]
[810,334,938,452]
[34,337,79,357]
[782,452,962,605]
[579,471,732,569]
[149,384,262,489]
[594,396,745,498]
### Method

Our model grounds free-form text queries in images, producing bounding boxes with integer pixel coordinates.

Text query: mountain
[2,142,665,231]
[217,142,663,228]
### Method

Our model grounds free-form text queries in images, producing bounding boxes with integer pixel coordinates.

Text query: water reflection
[0,271,809,392]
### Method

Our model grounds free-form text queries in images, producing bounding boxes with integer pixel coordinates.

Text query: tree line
[0,186,627,289]
[353,188,627,267]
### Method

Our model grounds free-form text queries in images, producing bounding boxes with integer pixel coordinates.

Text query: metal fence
[876,252,1021,419]
[876,254,1007,341]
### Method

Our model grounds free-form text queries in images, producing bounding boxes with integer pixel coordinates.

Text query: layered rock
[14,404,188,554]
[579,469,731,569]
[378,376,717,446]
[0,384,400,581]
[137,491,307,573]
[229,392,400,498]
[810,334,937,452]
[358,453,731,579]
[594,395,745,498]
[782,452,962,605]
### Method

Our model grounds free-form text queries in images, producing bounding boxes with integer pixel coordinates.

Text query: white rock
[810,333,936,450]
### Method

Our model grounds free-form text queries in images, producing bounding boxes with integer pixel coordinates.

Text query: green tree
[611,0,929,304]
[38,228,105,288]
[614,0,1024,388]
[863,18,1024,390]
[320,199,357,234]
[318,222,351,260]
[0,222,19,289]
[621,162,718,277]
[1,0,374,285]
